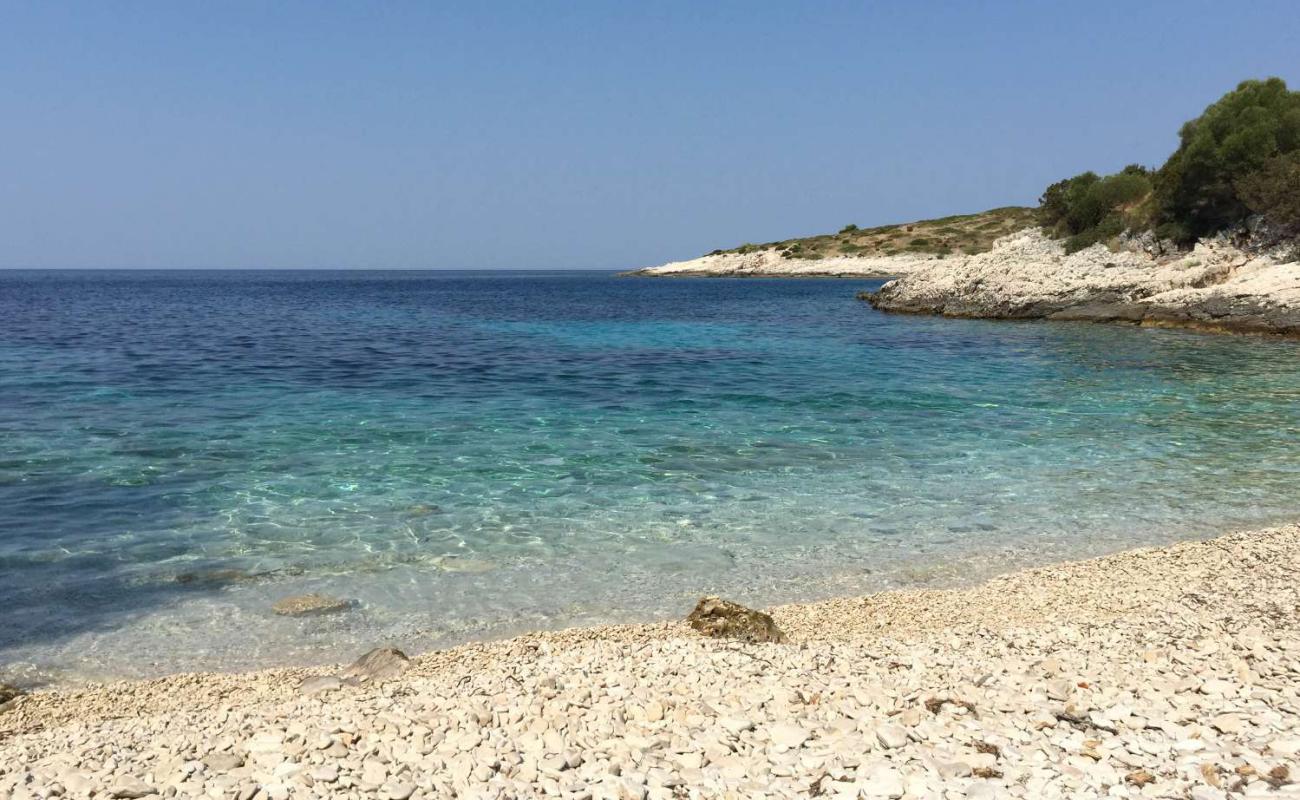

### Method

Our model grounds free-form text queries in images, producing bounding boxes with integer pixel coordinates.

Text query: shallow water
[2,270,1299,684]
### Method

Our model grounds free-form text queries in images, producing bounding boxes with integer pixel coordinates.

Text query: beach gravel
[3,525,1300,799]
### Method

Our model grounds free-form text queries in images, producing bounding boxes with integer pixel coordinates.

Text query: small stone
[769,724,811,749]
[859,767,904,798]
[1269,738,1300,757]
[262,784,290,800]
[1125,770,1156,787]
[245,734,283,754]
[309,766,338,783]
[719,717,754,735]
[384,782,417,800]
[109,779,155,799]
[298,676,345,696]
[61,773,95,794]
[1046,679,1073,702]
[875,725,908,749]
[934,761,972,779]
[202,753,244,772]
[361,761,389,787]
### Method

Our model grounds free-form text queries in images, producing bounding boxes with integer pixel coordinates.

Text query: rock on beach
[341,647,411,683]
[686,595,787,643]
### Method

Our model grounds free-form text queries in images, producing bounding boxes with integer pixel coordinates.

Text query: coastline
[5,524,1299,798]
[633,229,1300,337]
[866,230,1300,337]
[622,249,954,279]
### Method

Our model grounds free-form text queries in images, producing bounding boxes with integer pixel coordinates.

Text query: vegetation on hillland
[1040,78,1300,252]
[713,206,1037,260]
[708,78,1298,260]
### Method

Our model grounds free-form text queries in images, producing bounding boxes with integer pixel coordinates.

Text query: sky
[2,2,1298,270]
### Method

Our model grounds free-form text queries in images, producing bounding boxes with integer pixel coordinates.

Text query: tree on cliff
[1154,77,1300,242]
[1040,77,1300,248]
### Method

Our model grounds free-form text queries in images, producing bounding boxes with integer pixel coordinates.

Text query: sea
[2,269,1299,684]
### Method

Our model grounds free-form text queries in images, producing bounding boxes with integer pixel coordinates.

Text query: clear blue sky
[3,2,1297,269]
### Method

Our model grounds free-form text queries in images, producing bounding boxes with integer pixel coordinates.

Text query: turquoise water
[2,270,1299,684]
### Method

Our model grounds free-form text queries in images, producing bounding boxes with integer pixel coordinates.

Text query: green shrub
[1154,221,1191,244]
[1236,151,1300,234]
[839,224,859,234]
[1039,78,1300,247]
[1154,78,1300,240]
[1064,214,1126,253]
[1038,167,1152,247]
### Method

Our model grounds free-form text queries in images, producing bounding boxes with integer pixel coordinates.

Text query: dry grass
[714,207,1036,260]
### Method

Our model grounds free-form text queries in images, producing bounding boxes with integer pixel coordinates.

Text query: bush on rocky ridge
[1237,151,1300,238]
[1037,166,1153,253]
[1040,77,1300,250]
[1154,78,1300,242]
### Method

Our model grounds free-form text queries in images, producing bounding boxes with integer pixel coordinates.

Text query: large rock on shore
[341,647,410,683]
[866,229,1300,335]
[686,596,787,643]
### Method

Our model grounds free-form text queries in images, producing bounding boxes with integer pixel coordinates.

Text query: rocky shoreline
[633,230,1300,336]
[5,524,1300,799]
[624,249,947,279]
[863,230,1300,336]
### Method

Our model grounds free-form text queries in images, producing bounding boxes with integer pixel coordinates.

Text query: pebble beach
[4,524,1300,800]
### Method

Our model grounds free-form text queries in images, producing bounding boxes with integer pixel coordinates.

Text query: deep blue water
[3,270,1300,683]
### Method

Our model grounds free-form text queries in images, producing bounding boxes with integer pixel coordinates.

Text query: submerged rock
[175,568,256,586]
[341,647,410,683]
[437,556,496,574]
[271,593,353,617]
[0,682,24,707]
[686,596,786,644]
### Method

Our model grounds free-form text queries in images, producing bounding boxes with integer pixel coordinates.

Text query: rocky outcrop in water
[865,229,1300,335]
[686,596,787,643]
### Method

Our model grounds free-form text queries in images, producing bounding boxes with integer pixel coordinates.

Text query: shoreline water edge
[4,523,1299,798]
[629,229,1300,336]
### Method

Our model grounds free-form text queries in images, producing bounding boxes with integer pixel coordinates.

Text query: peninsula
[634,79,1300,336]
